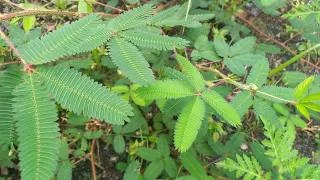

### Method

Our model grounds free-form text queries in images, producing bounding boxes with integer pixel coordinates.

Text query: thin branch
[72,0,125,12]
[1,0,28,10]
[0,61,20,66]
[90,139,97,180]
[0,10,117,21]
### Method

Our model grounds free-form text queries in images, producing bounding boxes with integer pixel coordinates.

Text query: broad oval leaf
[180,151,207,179]
[137,147,162,161]
[143,160,164,179]
[123,161,140,180]
[113,134,125,154]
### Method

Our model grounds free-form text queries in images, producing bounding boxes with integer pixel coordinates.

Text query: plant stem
[268,43,320,77]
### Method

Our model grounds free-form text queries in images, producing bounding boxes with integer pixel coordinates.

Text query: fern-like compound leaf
[246,60,269,88]
[0,66,23,148]
[13,73,60,180]
[230,91,253,117]
[163,67,191,84]
[217,154,265,180]
[295,76,314,100]
[229,36,256,57]
[213,37,229,58]
[19,15,110,64]
[108,4,155,32]
[119,30,189,50]
[35,66,133,125]
[148,5,180,25]
[253,98,281,127]
[108,37,155,86]
[163,97,190,117]
[174,97,205,152]
[256,86,295,103]
[176,54,205,91]
[137,79,195,100]
[224,58,247,76]
[123,161,140,180]
[201,90,241,127]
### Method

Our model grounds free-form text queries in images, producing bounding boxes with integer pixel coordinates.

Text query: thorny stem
[198,65,296,105]
[235,13,320,72]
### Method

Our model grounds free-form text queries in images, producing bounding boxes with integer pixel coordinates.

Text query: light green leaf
[295,76,314,99]
[111,85,130,93]
[296,104,310,120]
[300,92,320,103]
[246,60,269,88]
[289,115,307,128]
[256,86,295,103]
[230,91,253,117]
[213,37,229,57]
[23,16,36,33]
[229,36,256,57]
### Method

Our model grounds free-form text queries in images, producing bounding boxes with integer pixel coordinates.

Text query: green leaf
[216,154,264,180]
[256,86,295,103]
[78,1,92,13]
[163,67,192,86]
[230,91,253,117]
[174,97,206,152]
[137,147,162,161]
[67,113,89,125]
[175,176,198,180]
[303,103,320,112]
[137,79,195,100]
[35,66,133,125]
[123,161,140,180]
[19,14,110,64]
[157,135,170,157]
[254,98,281,127]
[289,115,307,128]
[111,85,130,93]
[180,151,207,179]
[84,130,103,139]
[281,71,307,88]
[176,54,205,91]
[296,104,310,120]
[164,157,177,178]
[148,5,180,25]
[143,160,164,179]
[58,138,69,160]
[224,57,248,76]
[300,92,320,103]
[108,4,154,32]
[0,65,23,148]
[201,90,241,127]
[23,15,36,33]
[57,161,72,180]
[249,142,272,170]
[272,103,290,116]
[108,37,155,86]
[163,97,190,117]
[13,74,60,180]
[229,36,256,57]
[213,37,229,57]
[246,60,269,88]
[120,30,189,50]
[113,134,125,154]
[295,76,314,99]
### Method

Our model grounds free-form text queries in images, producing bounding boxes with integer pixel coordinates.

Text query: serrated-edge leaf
[230,91,253,117]
[35,66,133,125]
[254,98,281,127]
[148,5,180,25]
[213,37,229,57]
[295,76,314,99]
[224,57,247,76]
[120,30,189,50]
[137,79,195,100]
[176,54,205,91]
[123,161,140,180]
[163,97,190,116]
[164,157,177,178]
[174,97,205,152]
[246,60,269,88]
[13,73,60,180]
[163,67,193,87]
[108,37,155,86]
[229,36,256,57]
[202,90,241,127]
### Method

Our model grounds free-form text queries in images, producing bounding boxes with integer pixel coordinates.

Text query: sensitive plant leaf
[148,5,180,25]
[229,54,266,66]
[163,97,190,116]
[0,66,23,148]
[57,161,72,180]
[254,98,281,127]
[143,160,164,179]
[164,157,178,178]
[180,151,207,179]
[300,93,320,103]
[23,15,36,33]
[303,103,320,112]
[13,74,60,180]
[35,66,133,125]
[175,176,198,180]
[123,161,140,180]
[19,15,110,64]
[216,154,265,180]
[163,67,192,86]
[249,142,273,170]
[246,60,269,88]
[256,86,295,103]
[174,97,206,152]
[295,76,314,99]
[137,79,195,100]
[119,30,189,50]
[282,71,308,88]
[273,103,290,116]
[230,91,253,117]
[176,54,205,91]
[229,36,256,57]
[108,4,154,31]
[202,90,241,127]
[213,37,229,57]
[289,115,307,128]
[224,58,248,76]
[108,37,155,86]
[113,134,125,154]
[137,147,162,161]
